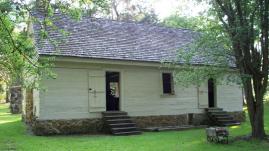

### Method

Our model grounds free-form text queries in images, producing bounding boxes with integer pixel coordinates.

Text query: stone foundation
[229,111,246,122]
[132,113,208,128]
[31,118,104,135]
[131,112,244,129]
[29,111,245,135]
[191,113,209,126]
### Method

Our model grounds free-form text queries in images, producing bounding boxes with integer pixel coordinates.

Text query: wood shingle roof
[33,12,200,64]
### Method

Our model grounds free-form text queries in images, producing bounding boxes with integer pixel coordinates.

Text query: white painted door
[198,82,208,108]
[88,70,106,112]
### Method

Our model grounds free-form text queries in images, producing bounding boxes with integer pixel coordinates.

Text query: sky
[150,0,209,19]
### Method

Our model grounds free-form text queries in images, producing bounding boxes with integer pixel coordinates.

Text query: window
[162,73,174,94]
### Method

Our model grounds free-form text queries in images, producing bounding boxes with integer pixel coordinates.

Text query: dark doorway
[208,78,215,108]
[106,72,120,111]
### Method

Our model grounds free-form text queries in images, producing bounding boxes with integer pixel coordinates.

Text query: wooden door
[198,82,208,108]
[88,70,106,112]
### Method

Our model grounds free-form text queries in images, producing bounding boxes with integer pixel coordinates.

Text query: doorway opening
[106,72,120,111]
[208,78,215,108]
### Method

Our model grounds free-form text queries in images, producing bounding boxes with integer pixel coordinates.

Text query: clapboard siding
[36,61,243,120]
[123,68,201,116]
[217,84,243,111]
[39,68,91,119]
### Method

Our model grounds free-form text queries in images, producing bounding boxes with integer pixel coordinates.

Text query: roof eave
[39,54,238,71]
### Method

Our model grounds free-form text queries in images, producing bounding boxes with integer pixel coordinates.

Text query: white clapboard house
[22,12,244,135]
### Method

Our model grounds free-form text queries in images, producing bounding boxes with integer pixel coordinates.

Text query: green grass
[0,103,268,151]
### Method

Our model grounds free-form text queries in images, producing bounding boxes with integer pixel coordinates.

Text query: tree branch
[0,14,38,68]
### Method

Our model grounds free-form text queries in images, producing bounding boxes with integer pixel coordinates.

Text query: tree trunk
[244,79,266,139]
[252,106,265,138]
[9,86,23,114]
[5,87,10,103]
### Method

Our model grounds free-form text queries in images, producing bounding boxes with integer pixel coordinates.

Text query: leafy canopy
[162,13,239,86]
[0,0,106,88]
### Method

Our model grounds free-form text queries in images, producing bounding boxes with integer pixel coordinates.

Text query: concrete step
[222,122,241,126]
[215,116,233,120]
[111,127,139,133]
[102,111,127,116]
[210,112,229,116]
[206,108,223,112]
[109,123,136,128]
[206,108,241,127]
[218,119,236,123]
[113,131,141,136]
[212,114,231,117]
[106,119,133,124]
[112,126,138,130]
[208,110,227,114]
[104,115,129,119]
[103,111,142,135]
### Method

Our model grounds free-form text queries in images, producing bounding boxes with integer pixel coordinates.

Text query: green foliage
[0,0,107,88]
[210,0,269,138]
[0,103,268,150]
[162,15,203,30]
[164,1,268,138]
[162,14,240,86]
[0,0,155,89]
[104,0,158,23]
[0,0,52,88]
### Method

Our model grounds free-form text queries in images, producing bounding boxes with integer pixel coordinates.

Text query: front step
[113,131,141,136]
[103,115,130,119]
[102,111,142,136]
[209,110,227,114]
[206,108,223,112]
[109,123,136,128]
[103,111,127,116]
[106,119,132,124]
[215,116,233,120]
[206,108,241,126]
[223,122,241,126]
[111,127,139,133]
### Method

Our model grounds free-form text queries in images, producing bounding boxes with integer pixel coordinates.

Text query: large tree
[164,0,268,139]
[211,0,268,139]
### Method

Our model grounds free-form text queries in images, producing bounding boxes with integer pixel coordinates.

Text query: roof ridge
[50,11,195,33]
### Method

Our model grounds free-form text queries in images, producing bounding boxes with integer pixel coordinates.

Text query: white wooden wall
[122,68,202,116]
[217,84,243,111]
[39,68,100,119]
[36,61,243,120]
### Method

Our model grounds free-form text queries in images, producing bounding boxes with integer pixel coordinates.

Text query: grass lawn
[0,103,268,151]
